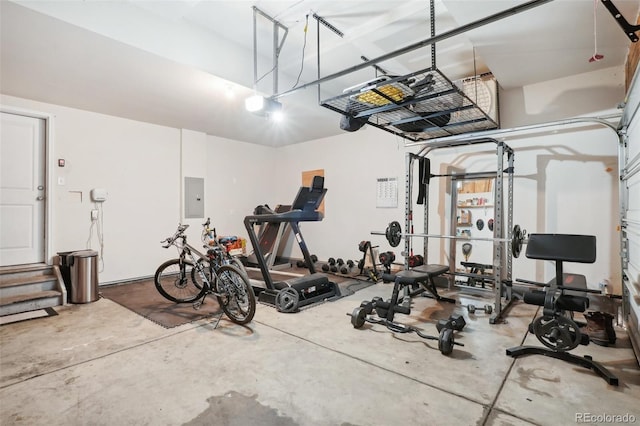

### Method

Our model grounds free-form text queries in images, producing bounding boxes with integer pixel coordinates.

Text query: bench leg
[421,276,456,304]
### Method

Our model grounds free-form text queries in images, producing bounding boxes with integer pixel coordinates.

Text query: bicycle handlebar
[201,217,218,244]
[161,224,190,248]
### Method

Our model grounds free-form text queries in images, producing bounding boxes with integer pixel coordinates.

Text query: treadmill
[244,204,293,270]
[244,176,340,311]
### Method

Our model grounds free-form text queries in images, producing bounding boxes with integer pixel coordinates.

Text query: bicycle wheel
[155,259,206,303]
[214,264,256,324]
[230,257,248,277]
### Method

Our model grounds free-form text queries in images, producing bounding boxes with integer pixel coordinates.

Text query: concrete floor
[1,283,639,426]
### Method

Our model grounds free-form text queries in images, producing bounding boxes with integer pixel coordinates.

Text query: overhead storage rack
[263,0,551,141]
[321,68,499,141]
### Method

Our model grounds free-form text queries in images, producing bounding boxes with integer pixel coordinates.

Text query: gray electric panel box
[184,177,204,218]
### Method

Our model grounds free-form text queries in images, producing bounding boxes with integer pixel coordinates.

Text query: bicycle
[198,217,247,278]
[155,223,256,324]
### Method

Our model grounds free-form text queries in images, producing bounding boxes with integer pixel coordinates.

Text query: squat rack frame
[404,137,515,324]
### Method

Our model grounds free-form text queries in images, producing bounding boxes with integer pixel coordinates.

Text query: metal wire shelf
[321,68,498,141]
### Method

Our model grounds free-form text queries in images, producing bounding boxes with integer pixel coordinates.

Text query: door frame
[1,105,54,266]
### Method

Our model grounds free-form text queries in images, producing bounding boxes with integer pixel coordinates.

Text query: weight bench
[347,268,464,355]
[507,233,618,385]
[460,261,493,288]
[405,264,456,304]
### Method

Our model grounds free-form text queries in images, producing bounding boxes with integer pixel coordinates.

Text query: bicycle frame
[157,223,256,324]
[164,225,223,298]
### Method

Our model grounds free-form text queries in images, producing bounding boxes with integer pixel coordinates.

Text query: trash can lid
[71,250,98,257]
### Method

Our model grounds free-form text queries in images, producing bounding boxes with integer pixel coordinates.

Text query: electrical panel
[184,177,204,218]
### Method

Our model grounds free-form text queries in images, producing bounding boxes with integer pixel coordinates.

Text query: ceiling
[1,0,637,146]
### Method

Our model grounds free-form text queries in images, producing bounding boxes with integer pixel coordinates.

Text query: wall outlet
[91,209,99,220]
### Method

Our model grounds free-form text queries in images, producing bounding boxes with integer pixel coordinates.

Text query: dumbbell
[328,257,336,265]
[436,314,467,332]
[378,251,395,266]
[296,254,319,268]
[408,254,424,267]
[336,258,344,266]
[466,304,493,314]
[340,260,355,274]
[379,251,395,273]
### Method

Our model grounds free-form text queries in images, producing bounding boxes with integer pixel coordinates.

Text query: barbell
[374,221,527,258]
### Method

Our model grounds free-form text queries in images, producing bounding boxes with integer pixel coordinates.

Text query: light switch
[58,177,65,185]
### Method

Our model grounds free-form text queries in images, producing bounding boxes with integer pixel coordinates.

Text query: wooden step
[0,290,64,317]
[1,290,61,305]
[0,263,66,317]
[0,273,58,288]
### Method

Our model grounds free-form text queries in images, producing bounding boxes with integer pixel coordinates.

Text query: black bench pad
[411,264,449,276]
[381,265,449,286]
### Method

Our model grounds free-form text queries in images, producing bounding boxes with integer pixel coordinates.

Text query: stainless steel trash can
[64,250,99,303]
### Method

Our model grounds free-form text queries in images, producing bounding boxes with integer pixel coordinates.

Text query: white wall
[0,95,276,285]
[1,94,181,283]
[203,133,276,240]
[0,65,626,292]
[500,65,625,128]
[271,126,407,264]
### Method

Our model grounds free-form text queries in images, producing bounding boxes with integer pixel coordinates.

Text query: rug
[100,279,222,329]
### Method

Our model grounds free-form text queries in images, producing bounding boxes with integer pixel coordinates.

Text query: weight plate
[485,304,493,314]
[532,315,581,352]
[467,304,476,314]
[275,287,299,313]
[438,328,454,355]
[512,224,522,258]
[386,221,402,248]
[351,307,367,328]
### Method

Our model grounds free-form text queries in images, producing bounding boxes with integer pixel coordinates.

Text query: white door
[0,112,46,266]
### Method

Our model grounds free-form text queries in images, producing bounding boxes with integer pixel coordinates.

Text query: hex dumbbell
[340,260,355,274]
[466,304,493,314]
[436,314,467,332]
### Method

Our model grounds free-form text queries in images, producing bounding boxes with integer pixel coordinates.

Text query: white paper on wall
[376,177,398,208]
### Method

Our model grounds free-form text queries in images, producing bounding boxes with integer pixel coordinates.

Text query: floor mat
[100,279,222,329]
[0,307,58,326]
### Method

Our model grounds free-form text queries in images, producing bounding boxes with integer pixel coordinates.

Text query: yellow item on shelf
[356,84,404,106]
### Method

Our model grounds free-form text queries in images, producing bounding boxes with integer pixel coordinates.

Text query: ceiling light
[245,95,283,117]
[270,110,285,123]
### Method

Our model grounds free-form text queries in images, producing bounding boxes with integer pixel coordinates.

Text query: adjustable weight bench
[507,233,618,385]
[403,264,456,304]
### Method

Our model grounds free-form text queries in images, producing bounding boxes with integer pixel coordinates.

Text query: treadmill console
[291,176,326,212]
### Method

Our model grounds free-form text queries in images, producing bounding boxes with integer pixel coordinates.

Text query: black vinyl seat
[402,264,455,304]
